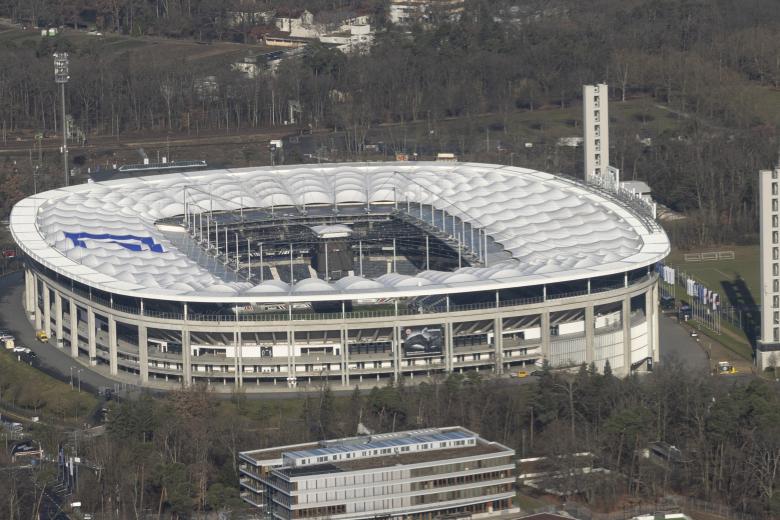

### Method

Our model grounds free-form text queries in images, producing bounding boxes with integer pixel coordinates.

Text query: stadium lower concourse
[10,162,669,390]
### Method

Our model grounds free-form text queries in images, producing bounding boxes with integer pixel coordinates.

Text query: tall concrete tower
[583,83,617,189]
[758,160,780,372]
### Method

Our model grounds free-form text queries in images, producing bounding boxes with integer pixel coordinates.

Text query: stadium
[9,162,669,390]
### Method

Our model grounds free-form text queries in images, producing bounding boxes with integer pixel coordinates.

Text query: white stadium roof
[10,162,669,303]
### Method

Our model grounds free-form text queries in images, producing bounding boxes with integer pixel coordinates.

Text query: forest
[0,0,777,244]
[2,363,779,518]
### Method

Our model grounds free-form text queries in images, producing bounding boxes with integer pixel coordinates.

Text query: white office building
[239,427,515,519]
[758,161,780,372]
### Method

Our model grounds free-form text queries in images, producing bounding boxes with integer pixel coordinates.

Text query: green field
[666,245,761,306]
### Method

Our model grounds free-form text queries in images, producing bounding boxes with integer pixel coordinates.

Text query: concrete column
[445,321,454,372]
[138,325,148,384]
[42,283,51,339]
[33,274,41,330]
[392,326,400,382]
[108,315,118,376]
[24,270,33,316]
[541,310,551,362]
[585,304,595,364]
[289,328,297,387]
[494,317,503,374]
[341,326,349,386]
[54,292,63,347]
[236,330,243,388]
[87,307,97,365]
[622,297,631,376]
[286,328,294,386]
[648,282,660,364]
[182,328,192,386]
[182,303,191,387]
[69,299,78,358]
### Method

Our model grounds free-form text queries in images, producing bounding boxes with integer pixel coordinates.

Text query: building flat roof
[241,427,514,476]
[10,162,669,303]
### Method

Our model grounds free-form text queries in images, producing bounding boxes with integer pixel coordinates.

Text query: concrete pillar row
[69,299,78,358]
[585,304,595,364]
[54,292,63,348]
[42,283,51,339]
[87,307,97,365]
[108,315,118,376]
[138,325,149,384]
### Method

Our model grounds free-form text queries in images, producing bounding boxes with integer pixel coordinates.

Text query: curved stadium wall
[10,162,669,390]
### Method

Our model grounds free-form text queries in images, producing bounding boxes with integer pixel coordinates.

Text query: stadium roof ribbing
[9,162,669,302]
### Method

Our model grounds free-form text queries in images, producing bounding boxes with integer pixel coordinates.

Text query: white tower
[583,83,617,190]
[758,160,780,372]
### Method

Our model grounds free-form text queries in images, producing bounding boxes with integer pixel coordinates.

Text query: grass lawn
[666,245,760,306]
[0,349,97,423]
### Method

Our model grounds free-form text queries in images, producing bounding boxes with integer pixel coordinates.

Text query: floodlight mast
[53,52,70,187]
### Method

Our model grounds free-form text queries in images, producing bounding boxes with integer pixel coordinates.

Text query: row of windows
[409,456,513,478]
[411,484,514,505]
[291,505,346,518]
[412,470,513,491]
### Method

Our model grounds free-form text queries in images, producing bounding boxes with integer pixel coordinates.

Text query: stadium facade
[10,162,669,390]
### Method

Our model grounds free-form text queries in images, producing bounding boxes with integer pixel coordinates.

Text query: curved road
[0,271,115,394]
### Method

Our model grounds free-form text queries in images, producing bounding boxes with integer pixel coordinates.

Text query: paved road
[658,313,710,372]
[0,271,115,395]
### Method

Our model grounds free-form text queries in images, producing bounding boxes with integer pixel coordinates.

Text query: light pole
[53,52,70,187]
[76,369,83,393]
[70,366,74,389]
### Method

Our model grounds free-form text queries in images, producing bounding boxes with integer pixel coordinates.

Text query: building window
[774,263,779,276]
[774,215,779,228]
[774,311,779,325]
[773,183,778,196]
[774,280,779,292]
[775,327,779,342]
[595,125,601,137]
[774,170,778,180]
[774,231,779,244]
[774,247,779,260]
[594,110,600,122]
[774,295,779,308]
[595,139,601,151]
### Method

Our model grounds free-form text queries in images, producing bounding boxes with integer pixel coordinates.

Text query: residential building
[758,160,780,372]
[239,426,516,519]
[390,0,465,25]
